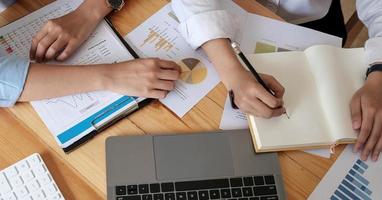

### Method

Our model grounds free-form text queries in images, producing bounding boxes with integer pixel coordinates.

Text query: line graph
[46,93,99,114]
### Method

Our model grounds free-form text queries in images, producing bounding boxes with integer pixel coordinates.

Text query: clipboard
[61,18,153,153]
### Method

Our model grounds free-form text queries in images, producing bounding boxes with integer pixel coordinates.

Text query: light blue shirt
[0,56,30,107]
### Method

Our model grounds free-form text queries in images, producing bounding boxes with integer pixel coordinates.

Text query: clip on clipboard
[91,97,139,131]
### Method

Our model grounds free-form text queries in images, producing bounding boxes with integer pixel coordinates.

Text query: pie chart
[178,58,207,84]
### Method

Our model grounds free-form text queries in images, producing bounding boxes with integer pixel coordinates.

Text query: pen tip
[285,112,290,119]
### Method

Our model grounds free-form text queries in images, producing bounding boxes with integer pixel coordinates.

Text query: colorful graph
[179,58,207,84]
[330,159,372,200]
[141,25,178,52]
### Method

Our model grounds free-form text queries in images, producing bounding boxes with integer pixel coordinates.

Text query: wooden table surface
[0,0,345,199]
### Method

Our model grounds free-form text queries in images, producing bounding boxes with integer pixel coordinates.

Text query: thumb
[350,95,362,130]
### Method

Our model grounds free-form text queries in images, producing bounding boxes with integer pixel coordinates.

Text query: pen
[230,42,290,119]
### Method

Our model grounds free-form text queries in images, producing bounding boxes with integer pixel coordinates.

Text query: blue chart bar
[331,159,372,200]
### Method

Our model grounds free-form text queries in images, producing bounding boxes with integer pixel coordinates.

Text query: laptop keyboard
[115,175,279,200]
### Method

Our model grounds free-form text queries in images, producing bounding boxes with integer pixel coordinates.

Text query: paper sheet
[0,0,136,148]
[125,5,220,117]
[309,145,382,199]
[219,95,331,158]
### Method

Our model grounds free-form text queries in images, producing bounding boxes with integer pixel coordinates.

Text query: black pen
[230,42,290,118]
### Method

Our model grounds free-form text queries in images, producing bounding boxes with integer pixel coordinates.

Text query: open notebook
[247,45,367,152]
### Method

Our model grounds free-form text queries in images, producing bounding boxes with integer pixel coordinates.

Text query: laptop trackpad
[154,133,234,181]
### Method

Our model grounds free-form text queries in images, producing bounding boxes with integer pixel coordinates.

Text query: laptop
[106,129,285,200]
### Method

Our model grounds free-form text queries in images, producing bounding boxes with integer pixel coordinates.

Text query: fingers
[145,90,168,99]
[56,40,78,61]
[372,136,382,161]
[157,69,180,81]
[361,119,380,161]
[254,86,284,109]
[153,80,176,91]
[350,94,362,130]
[45,36,68,60]
[35,35,58,62]
[158,60,181,72]
[355,108,374,155]
[30,27,48,60]
[261,74,285,98]
[237,96,285,118]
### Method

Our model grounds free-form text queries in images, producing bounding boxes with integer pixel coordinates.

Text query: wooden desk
[0,0,344,199]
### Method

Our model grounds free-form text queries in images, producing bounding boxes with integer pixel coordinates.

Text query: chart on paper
[126,4,220,117]
[309,145,382,200]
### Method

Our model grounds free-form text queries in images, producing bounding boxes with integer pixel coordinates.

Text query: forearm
[201,38,245,90]
[18,63,107,101]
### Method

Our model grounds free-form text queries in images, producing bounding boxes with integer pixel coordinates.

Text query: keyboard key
[230,178,243,187]
[164,193,175,200]
[243,177,254,186]
[253,185,277,196]
[16,161,29,172]
[116,185,127,195]
[198,190,209,200]
[48,194,63,200]
[142,194,153,200]
[139,184,149,194]
[260,196,278,200]
[187,191,197,200]
[117,195,141,200]
[150,183,160,193]
[153,193,164,200]
[264,176,275,185]
[253,176,264,185]
[176,192,186,200]
[32,190,46,199]
[38,174,52,186]
[14,185,28,198]
[21,171,35,183]
[232,188,242,197]
[221,188,231,198]
[209,190,220,199]
[9,176,23,187]
[44,184,58,196]
[4,167,18,178]
[32,165,47,175]
[243,187,253,197]
[250,197,260,200]
[2,192,17,200]
[127,185,138,195]
[161,182,174,192]
[175,178,229,191]
[27,155,41,167]
[239,198,249,200]
[0,173,12,194]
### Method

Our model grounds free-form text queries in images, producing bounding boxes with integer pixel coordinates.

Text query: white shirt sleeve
[171,0,236,49]
[356,0,382,65]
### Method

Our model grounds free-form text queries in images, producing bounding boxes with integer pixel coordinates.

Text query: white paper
[125,5,220,117]
[0,0,136,148]
[219,95,248,130]
[309,145,382,199]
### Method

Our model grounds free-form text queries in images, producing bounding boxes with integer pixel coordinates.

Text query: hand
[102,58,181,99]
[229,69,285,118]
[30,1,109,62]
[350,72,382,161]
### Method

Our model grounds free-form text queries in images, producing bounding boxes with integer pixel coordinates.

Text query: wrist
[90,64,113,91]
[78,0,112,22]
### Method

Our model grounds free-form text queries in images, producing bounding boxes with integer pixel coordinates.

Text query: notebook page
[305,46,366,141]
[0,0,136,148]
[248,52,333,150]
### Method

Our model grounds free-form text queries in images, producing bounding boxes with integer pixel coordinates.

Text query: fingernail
[352,121,360,129]
[372,155,377,162]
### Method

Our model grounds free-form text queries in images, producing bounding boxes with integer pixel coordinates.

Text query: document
[125,4,220,117]
[0,0,137,149]
[309,145,382,200]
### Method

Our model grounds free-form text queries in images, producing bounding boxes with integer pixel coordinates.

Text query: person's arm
[19,58,180,101]
[0,56,180,106]
[172,0,285,118]
[350,0,382,161]
[30,0,112,62]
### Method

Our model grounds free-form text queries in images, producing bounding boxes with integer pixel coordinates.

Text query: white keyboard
[0,153,64,200]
